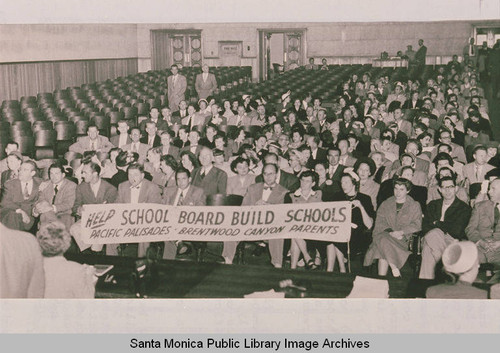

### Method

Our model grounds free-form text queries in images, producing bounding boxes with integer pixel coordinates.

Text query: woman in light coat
[364,177,422,277]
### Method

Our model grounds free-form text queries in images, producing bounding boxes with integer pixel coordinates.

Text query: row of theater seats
[0,64,439,160]
[0,66,252,159]
[248,64,441,105]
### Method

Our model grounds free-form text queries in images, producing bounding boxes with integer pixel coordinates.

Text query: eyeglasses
[440,185,455,190]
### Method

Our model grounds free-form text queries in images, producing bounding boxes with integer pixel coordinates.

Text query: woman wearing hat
[426,241,487,299]
[363,115,381,140]
[364,177,422,277]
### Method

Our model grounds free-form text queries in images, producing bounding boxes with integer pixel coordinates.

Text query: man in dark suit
[255,153,300,192]
[140,121,162,149]
[195,64,218,100]
[171,100,189,122]
[162,167,206,260]
[306,135,327,169]
[181,130,203,156]
[419,176,472,279]
[173,125,190,149]
[0,160,41,231]
[110,120,131,148]
[191,146,228,197]
[190,147,228,261]
[107,163,162,257]
[326,147,345,183]
[415,39,427,77]
[167,64,187,112]
[402,91,423,109]
[139,107,170,133]
[70,162,118,253]
[33,163,77,231]
[242,163,288,268]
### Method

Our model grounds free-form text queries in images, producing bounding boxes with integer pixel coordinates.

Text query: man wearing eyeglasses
[419,176,472,279]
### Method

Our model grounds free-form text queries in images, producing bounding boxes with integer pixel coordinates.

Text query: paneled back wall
[0,58,139,102]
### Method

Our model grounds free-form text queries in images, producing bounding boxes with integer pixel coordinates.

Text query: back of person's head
[116,150,130,168]
[441,241,479,284]
[37,221,71,257]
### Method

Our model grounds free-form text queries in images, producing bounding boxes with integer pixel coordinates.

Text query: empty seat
[120,106,138,121]
[34,129,56,147]
[32,120,53,132]
[54,121,76,141]
[75,120,90,136]
[92,115,111,137]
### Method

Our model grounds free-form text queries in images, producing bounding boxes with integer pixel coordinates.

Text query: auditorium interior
[1,17,500,300]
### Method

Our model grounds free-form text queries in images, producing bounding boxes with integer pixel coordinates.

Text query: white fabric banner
[80,201,352,244]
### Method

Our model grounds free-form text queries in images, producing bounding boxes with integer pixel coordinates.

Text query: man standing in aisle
[167,64,187,112]
[415,39,427,78]
[195,64,218,100]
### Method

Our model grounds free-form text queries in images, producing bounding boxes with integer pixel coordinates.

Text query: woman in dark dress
[322,170,375,272]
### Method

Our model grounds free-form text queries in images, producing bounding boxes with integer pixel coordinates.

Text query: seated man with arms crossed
[419,176,472,279]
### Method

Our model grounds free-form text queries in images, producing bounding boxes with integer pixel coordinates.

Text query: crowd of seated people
[1,47,499,299]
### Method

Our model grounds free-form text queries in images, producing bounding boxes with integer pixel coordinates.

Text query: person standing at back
[415,39,427,78]
[167,64,187,112]
[195,64,218,100]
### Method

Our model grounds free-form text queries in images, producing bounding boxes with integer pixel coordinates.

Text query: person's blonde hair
[37,221,71,257]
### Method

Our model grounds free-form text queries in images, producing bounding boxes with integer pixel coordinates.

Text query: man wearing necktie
[463,37,477,67]
[224,163,288,268]
[108,163,162,257]
[181,130,202,157]
[123,128,149,164]
[167,64,187,112]
[0,160,41,231]
[195,64,218,100]
[68,125,114,154]
[466,179,500,264]
[191,147,228,261]
[463,146,494,200]
[33,163,77,231]
[140,121,161,148]
[162,167,206,260]
[70,162,118,253]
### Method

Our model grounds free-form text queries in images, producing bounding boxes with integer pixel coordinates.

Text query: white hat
[281,90,291,101]
[442,241,478,274]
